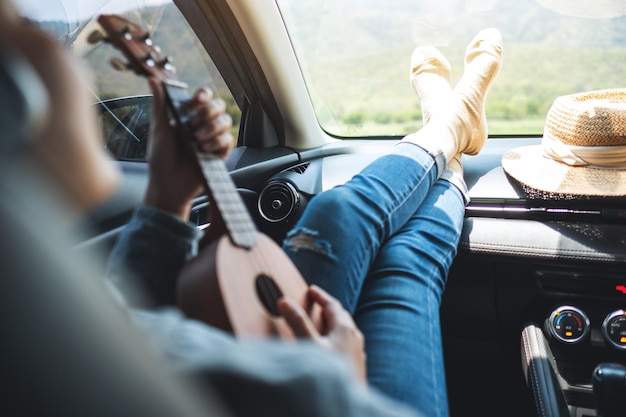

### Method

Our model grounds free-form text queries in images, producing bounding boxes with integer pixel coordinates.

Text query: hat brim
[501,145,626,198]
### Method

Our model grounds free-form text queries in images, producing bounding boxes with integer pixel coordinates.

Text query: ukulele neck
[163,80,258,249]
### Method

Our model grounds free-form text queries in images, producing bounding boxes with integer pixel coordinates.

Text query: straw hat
[501,89,626,199]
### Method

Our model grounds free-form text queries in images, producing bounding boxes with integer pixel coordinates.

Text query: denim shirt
[106,206,203,308]
[106,206,421,417]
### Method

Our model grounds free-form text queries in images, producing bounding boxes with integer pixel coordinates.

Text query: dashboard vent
[258,180,300,223]
[286,163,309,174]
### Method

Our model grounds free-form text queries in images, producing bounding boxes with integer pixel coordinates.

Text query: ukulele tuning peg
[109,57,129,72]
[87,29,107,44]
[140,32,153,46]
[158,56,176,72]
[121,26,133,40]
[142,52,157,68]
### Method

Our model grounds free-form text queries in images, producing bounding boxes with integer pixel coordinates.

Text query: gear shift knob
[592,363,626,417]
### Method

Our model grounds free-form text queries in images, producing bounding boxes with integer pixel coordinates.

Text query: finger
[308,285,353,331]
[193,112,232,139]
[277,298,320,339]
[190,97,226,124]
[191,86,214,106]
[308,285,335,305]
[308,285,344,313]
[193,114,233,158]
[189,89,225,125]
[195,132,233,159]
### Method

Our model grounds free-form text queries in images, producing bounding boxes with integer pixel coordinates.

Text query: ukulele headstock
[91,14,177,83]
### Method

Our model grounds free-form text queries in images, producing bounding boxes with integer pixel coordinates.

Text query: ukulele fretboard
[163,81,258,249]
[198,155,258,248]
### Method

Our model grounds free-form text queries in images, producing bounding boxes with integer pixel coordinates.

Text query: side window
[97,96,152,161]
[78,2,241,162]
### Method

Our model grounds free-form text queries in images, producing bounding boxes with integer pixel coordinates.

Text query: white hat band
[542,132,626,169]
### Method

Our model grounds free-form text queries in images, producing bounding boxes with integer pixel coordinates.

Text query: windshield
[276,0,626,138]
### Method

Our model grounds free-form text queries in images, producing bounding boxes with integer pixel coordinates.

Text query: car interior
[8,0,626,416]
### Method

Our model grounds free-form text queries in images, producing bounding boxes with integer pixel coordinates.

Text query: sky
[14,0,171,21]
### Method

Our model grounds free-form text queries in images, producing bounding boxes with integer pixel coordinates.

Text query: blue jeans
[282,143,465,417]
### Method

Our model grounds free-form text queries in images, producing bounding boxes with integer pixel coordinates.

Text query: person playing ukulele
[1,1,502,415]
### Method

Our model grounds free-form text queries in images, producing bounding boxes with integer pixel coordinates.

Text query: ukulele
[94,14,315,339]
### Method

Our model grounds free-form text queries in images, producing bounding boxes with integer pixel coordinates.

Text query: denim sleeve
[106,206,203,308]
[132,308,423,417]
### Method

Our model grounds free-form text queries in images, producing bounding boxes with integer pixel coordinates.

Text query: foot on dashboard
[451,27,503,156]
[410,45,452,124]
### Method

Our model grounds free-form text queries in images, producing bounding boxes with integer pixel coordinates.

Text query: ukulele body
[177,232,311,339]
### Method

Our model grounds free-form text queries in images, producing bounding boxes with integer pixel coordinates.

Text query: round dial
[548,306,590,344]
[602,310,626,350]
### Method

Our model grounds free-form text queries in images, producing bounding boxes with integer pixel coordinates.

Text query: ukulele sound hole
[255,274,284,317]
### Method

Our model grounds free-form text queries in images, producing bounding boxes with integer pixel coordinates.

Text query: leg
[283,144,441,312]
[354,179,465,417]
[283,27,501,312]
[349,31,501,414]
[348,31,501,414]
[283,28,502,415]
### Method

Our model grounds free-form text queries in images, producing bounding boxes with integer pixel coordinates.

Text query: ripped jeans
[282,143,465,417]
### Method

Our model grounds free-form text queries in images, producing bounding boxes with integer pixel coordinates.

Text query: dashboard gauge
[548,306,590,344]
[602,310,626,350]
